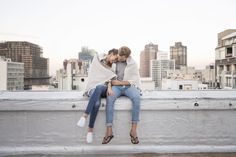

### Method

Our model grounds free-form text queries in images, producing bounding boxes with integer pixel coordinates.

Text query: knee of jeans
[107,95,116,104]
[106,97,116,107]
[132,95,141,103]
[95,85,105,92]
[94,101,101,108]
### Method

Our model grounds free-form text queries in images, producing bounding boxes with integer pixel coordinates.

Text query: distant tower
[78,46,97,75]
[140,43,158,77]
[151,51,175,88]
[170,42,187,69]
[78,46,97,61]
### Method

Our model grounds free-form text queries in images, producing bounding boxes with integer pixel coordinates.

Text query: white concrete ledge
[1,145,236,156]
[0,90,236,155]
[0,99,235,111]
[1,90,236,100]
[0,90,236,111]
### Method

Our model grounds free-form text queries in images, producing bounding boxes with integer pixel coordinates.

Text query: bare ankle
[88,128,93,132]
[83,113,88,118]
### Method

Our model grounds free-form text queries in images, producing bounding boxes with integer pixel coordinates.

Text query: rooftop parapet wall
[0,90,235,110]
[0,90,236,155]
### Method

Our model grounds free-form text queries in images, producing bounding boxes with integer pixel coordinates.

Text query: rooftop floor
[3,153,236,157]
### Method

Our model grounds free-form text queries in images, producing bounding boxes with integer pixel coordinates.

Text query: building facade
[201,63,215,89]
[140,43,158,77]
[170,42,187,69]
[150,51,175,89]
[57,59,88,91]
[0,56,24,90]
[0,41,50,89]
[215,29,236,89]
[166,66,199,80]
[162,79,208,90]
[164,65,215,89]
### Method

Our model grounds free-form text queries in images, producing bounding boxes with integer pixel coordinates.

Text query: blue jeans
[106,86,140,126]
[85,85,107,128]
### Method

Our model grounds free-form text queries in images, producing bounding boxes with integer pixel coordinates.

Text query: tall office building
[150,51,175,88]
[215,29,236,89]
[140,43,158,77]
[170,42,187,69]
[0,41,49,89]
[78,46,97,75]
[78,46,97,61]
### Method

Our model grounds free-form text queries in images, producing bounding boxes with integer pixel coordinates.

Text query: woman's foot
[77,116,86,127]
[86,132,93,143]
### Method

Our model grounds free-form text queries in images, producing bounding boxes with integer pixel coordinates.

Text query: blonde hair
[118,46,131,58]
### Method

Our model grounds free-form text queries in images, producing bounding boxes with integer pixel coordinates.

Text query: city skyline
[1,0,236,75]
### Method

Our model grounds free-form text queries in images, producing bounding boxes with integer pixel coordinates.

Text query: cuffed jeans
[106,86,140,126]
[85,85,107,128]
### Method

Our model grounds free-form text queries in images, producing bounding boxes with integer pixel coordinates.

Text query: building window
[226,47,233,57]
[179,85,183,90]
[226,65,231,72]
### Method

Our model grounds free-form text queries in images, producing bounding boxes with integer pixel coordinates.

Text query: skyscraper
[150,51,175,88]
[140,43,158,77]
[170,42,187,69]
[78,46,97,75]
[0,41,49,89]
[78,46,97,61]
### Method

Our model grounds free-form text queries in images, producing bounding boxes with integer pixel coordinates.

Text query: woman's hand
[107,81,115,96]
[107,88,115,96]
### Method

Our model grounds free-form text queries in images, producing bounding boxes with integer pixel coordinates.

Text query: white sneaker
[86,132,93,143]
[77,116,86,127]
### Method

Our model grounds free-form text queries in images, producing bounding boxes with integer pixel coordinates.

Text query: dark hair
[108,48,118,55]
[118,46,131,57]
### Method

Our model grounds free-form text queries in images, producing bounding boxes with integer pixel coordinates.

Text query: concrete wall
[0,90,236,155]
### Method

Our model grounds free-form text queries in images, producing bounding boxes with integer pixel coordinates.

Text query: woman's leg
[87,84,107,128]
[84,85,107,115]
[77,85,107,128]
[88,97,101,129]
[86,85,107,143]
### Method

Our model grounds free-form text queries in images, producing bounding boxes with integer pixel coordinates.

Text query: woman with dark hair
[77,49,118,143]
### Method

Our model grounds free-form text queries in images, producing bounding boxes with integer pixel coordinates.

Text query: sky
[0,0,236,76]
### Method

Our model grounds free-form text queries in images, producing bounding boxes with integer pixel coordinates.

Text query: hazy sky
[0,0,236,76]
